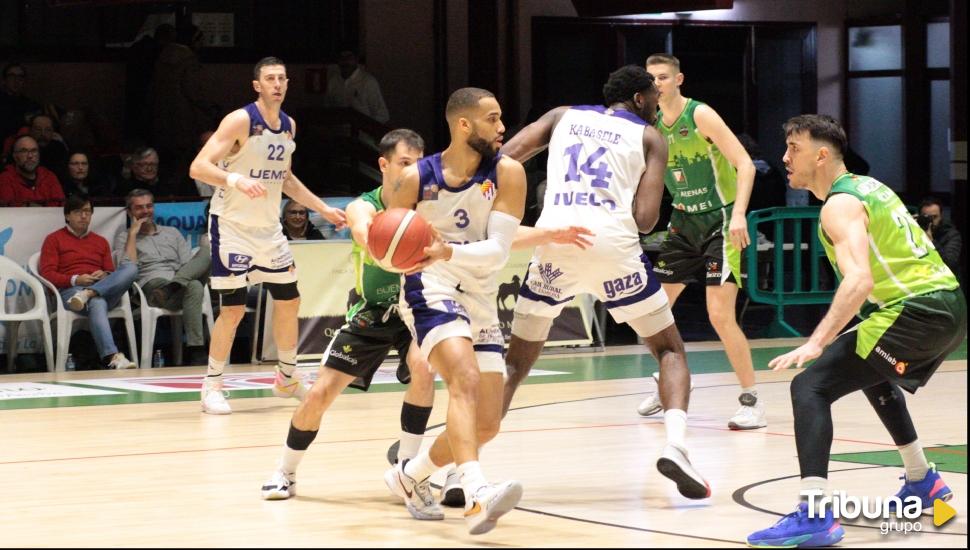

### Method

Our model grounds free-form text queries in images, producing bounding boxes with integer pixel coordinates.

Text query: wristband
[226,172,242,189]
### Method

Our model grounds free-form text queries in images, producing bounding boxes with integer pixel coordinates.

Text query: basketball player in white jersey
[499,65,710,499]
[189,57,346,415]
[380,87,526,535]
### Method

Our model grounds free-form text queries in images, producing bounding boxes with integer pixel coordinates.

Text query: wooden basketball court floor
[0,338,965,547]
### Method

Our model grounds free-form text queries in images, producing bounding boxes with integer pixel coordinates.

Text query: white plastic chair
[28,252,138,372]
[0,255,55,372]
[133,281,215,369]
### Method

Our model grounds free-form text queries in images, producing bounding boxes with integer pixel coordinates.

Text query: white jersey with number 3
[211,103,295,227]
[414,152,502,293]
[539,105,647,257]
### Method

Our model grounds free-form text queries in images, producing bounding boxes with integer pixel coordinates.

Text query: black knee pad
[265,281,300,301]
[217,287,248,306]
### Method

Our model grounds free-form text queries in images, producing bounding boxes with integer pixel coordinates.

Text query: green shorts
[654,205,745,287]
[853,288,966,393]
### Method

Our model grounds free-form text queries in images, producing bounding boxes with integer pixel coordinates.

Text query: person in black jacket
[281,199,326,240]
[919,196,962,280]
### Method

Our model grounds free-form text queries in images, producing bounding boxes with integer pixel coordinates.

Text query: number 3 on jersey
[454,209,470,229]
[564,144,613,188]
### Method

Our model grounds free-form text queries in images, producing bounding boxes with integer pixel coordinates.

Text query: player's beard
[467,129,498,162]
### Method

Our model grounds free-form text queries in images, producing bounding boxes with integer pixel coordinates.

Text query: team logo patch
[422,183,440,201]
[229,253,253,269]
[679,125,690,137]
[672,168,688,189]
[251,123,265,136]
[480,179,495,200]
[538,262,564,285]
[343,345,353,353]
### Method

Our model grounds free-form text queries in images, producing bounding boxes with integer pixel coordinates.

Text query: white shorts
[209,214,297,290]
[398,272,505,374]
[514,248,670,325]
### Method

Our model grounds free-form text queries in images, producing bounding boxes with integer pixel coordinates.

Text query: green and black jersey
[347,186,402,322]
[656,98,737,214]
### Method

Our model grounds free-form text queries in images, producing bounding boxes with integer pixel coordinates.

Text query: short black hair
[445,87,495,121]
[603,65,655,106]
[783,114,847,157]
[2,62,25,78]
[64,193,91,216]
[919,196,944,210]
[379,129,425,159]
[253,56,286,80]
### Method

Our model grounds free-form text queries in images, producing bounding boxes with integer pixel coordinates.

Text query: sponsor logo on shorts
[874,345,907,374]
[477,326,504,346]
[270,251,294,269]
[229,253,252,269]
[328,349,359,366]
[653,265,674,276]
[603,272,644,299]
[538,262,564,286]
[528,263,564,298]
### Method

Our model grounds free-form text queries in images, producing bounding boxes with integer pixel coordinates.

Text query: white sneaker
[201,380,231,415]
[464,480,523,535]
[728,393,767,430]
[383,461,444,520]
[656,444,711,499]
[261,469,296,500]
[637,372,694,417]
[440,467,465,507]
[67,290,90,312]
[107,352,136,369]
[271,366,309,401]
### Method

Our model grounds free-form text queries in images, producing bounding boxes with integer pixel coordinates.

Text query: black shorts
[324,310,412,391]
[654,205,745,286]
[851,288,967,392]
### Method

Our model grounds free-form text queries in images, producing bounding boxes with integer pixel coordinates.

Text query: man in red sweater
[40,194,138,369]
[0,135,65,206]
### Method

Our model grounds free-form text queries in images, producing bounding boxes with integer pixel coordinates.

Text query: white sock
[397,431,424,462]
[458,460,487,498]
[741,386,758,396]
[664,409,688,451]
[279,446,305,476]
[277,348,297,377]
[206,356,226,380]
[898,440,931,481]
[403,451,439,482]
[800,476,828,512]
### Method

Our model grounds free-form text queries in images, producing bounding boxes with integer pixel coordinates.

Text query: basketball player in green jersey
[260,129,438,501]
[748,114,964,547]
[641,54,763,429]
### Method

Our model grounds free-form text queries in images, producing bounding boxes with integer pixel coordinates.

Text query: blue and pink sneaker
[890,462,952,513]
[747,502,845,548]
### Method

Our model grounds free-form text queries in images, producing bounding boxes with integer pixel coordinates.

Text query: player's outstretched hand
[321,206,348,230]
[768,341,823,371]
[729,212,750,250]
[548,226,595,249]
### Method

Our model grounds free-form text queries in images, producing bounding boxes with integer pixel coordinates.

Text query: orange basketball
[367,208,434,273]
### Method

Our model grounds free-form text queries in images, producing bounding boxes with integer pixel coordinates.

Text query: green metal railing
[746,207,835,336]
